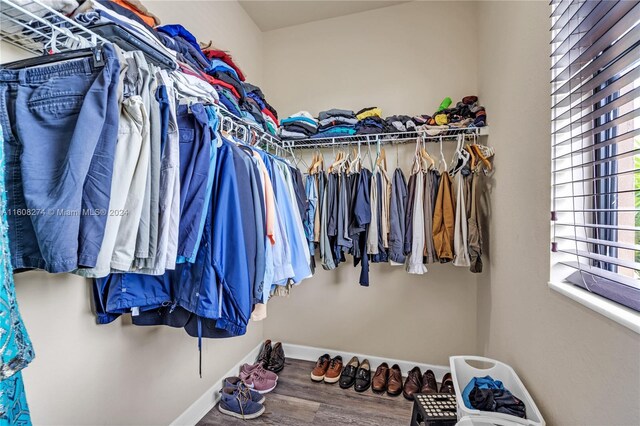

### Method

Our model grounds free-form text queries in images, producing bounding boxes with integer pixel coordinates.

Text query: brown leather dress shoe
[402,366,422,400]
[324,356,343,384]
[420,369,438,394]
[386,364,403,396]
[439,372,456,394]
[371,362,389,393]
[311,354,331,382]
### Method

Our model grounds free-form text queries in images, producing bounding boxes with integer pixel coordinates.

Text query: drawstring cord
[197,317,202,378]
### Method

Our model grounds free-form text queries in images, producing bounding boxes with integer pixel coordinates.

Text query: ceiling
[239,1,410,32]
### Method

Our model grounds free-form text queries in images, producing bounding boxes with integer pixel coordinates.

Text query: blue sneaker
[223,376,266,404]
[218,387,265,420]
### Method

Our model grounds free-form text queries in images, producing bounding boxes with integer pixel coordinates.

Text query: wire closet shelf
[0,0,105,54]
[0,0,489,154]
[281,126,490,150]
[0,0,282,151]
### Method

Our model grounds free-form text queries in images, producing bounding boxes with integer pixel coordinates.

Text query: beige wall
[150,0,264,86]
[261,1,481,365]
[2,1,265,424]
[263,1,477,119]
[476,1,640,425]
[3,1,639,424]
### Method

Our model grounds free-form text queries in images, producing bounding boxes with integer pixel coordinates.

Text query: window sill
[548,281,640,335]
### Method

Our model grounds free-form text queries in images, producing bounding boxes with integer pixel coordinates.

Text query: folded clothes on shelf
[278,111,318,139]
[318,108,356,121]
[312,125,357,138]
[356,106,382,121]
[278,98,487,140]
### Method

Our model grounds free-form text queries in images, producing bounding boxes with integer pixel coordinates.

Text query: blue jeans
[0,43,120,272]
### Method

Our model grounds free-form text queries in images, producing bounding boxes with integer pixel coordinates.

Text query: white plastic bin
[457,415,523,426]
[449,356,545,426]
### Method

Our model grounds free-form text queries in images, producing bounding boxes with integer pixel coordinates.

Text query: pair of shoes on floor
[371,362,403,396]
[218,377,266,420]
[338,356,371,392]
[256,339,285,373]
[310,354,343,384]
[239,363,279,394]
[403,367,456,400]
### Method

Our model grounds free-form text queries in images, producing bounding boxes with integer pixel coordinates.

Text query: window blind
[551,0,640,312]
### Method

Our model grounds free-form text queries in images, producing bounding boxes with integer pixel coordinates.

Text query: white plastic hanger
[449,133,470,175]
[437,135,447,173]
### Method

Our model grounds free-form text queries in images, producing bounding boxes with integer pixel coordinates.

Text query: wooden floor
[198,358,414,425]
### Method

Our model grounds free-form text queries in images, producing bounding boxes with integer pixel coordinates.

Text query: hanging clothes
[304,174,318,258]
[453,171,471,267]
[353,168,372,286]
[423,170,438,264]
[406,158,427,274]
[468,171,483,273]
[0,125,34,425]
[366,171,379,256]
[388,168,407,265]
[403,171,417,258]
[319,172,336,271]
[433,172,455,262]
[379,168,391,251]
[370,167,388,263]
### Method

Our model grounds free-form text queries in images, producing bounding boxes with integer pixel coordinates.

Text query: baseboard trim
[172,341,451,425]
[170,342,263,426]
[281,343,450,381]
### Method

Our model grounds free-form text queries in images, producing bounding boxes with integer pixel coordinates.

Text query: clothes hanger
[470,134,494,172]
[365,141,375,171]
[412,138,423,174]
[309,151,318,174]
[348,146,361,174]
[330,149,347,173]
[220,116,234,138]
[437,135,447,173]
[449,134,470,175]
[465,144,477,170]
[3,45,106,69]
[309,145,324,175]
[419,134,435,170]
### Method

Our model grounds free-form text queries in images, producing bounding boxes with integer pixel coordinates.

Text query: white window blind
[551,0,640,312]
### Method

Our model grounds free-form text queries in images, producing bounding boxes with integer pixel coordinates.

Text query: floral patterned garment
[0,124,34,425]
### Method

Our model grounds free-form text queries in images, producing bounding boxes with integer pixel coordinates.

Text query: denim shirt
[304,175,317,253]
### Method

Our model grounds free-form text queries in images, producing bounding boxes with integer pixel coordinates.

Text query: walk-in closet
[0,1,638,425]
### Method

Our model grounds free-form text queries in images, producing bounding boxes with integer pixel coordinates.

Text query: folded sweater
[318,108,356,121]
[356,106,382,120]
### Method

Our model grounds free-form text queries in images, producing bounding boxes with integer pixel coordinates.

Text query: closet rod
[282,127,490,150]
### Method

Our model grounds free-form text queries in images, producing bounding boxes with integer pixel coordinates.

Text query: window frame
[549,0,640,333]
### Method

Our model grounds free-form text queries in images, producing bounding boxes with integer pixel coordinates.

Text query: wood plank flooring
[197,359,414,425]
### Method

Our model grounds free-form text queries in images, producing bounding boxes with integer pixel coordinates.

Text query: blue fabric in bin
[462,375,504,409]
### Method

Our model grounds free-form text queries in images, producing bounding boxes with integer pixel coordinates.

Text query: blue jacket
[182,138,252,335]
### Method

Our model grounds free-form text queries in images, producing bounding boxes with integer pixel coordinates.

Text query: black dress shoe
[256,340,272,368]
[266,342,285,373]
[339,356,359,389]
[354,359,371,392]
